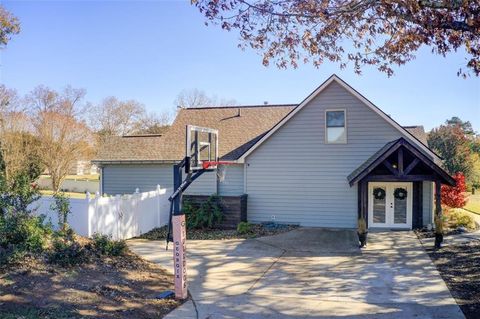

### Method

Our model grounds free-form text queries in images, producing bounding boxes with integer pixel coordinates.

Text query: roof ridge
[122,134,164,138]
[182,104,297,110]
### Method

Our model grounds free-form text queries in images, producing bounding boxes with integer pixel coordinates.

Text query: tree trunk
[51,172,60,193]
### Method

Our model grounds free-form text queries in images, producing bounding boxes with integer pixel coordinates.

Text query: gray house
[93,75,454,230]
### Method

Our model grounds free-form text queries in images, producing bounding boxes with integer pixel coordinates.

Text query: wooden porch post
[358,180,368,221]
[357,180,368,247]
[434,180,443,248]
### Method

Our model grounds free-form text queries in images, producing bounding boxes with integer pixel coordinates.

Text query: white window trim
[325,109,347,144]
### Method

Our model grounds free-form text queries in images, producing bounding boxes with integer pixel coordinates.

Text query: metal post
[173,163,182,215]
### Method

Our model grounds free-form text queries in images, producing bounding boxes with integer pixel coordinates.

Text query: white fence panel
[32,197,90,236]
[32,185,171,240]
[137,187,172,235]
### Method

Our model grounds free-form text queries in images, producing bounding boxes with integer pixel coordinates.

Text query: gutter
[92,159,242,166]
[92,159,179,166]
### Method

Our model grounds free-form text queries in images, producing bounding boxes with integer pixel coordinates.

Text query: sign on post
[172,214,187,299]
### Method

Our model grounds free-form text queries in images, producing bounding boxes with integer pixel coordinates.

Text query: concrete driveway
[128,228,464,318]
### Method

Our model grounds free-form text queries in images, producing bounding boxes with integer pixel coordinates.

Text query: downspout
[99,166,104,196]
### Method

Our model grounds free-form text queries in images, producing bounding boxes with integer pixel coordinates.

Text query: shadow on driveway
[128,228,464,319]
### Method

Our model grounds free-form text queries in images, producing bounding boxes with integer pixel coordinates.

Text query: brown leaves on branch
[0,5,20,47]
[194,0,480,76]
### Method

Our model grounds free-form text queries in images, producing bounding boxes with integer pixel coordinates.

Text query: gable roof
[347,137,455,186]
[94,75,439,164]
[93,104,295,163]
[237,75,440,162]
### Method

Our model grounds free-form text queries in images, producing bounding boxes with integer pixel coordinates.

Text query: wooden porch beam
[364,174,435,182]
[404,158,420,175]
[383,160,399,176]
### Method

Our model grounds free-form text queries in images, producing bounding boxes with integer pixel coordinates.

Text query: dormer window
[326,110,347,144]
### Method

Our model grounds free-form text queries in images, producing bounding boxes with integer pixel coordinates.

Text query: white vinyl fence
[32,185,172,240]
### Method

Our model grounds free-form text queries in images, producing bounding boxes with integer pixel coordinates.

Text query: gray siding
[218,164,244,196]
[422,181,433,226]
[245,81,406,228]
[102,164,216,195]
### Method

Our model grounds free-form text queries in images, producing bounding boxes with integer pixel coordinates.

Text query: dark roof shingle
[403,125,428,145]
[94,105,295,162]
[94,106,434,164]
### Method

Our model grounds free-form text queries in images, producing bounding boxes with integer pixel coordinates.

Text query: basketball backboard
[185,125,218,173]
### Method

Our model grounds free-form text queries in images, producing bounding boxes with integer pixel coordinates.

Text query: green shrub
[0,172,40,215]
[92,234,127,256]
[50,192,71,233]
[447,210,476,230]
[0,213,49,252]
[0,245,26,265]
[0,213,51,265]
[237,222,253,235]
[48,238,86,267]
[184,195,223,229]
[53,227,76,243]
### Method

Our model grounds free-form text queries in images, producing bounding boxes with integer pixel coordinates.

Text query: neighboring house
[68,160,99,176]
[93,75,454,230]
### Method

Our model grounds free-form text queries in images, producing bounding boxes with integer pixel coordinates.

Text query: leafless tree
[27,86,94,192]
[88,97,146,136]
[0,85,39,183]
[132,111,172,135]
[174,88,237,108]
[27,85,88,117]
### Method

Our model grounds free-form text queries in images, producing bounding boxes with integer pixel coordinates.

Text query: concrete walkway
[128,228,464,318]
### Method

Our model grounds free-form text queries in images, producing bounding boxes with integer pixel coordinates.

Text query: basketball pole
[167,158,207,300]
[166,155,234,300]
[171,162,187,300]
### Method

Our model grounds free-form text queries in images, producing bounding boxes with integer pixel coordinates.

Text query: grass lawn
[64,174,99,181]
[465,193,480,214]
[40,174,99,181]
[40,190,93,199]
[0,241,180,319]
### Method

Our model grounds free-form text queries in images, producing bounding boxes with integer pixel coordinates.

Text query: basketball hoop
[201,161,235,183]
[167,125,237,300]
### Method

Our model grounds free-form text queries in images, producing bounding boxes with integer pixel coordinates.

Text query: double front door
[368,182,412,229]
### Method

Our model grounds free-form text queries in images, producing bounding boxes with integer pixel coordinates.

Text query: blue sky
[1,0,479,131]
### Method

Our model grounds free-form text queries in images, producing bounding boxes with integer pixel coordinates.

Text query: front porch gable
[349,137,455,230]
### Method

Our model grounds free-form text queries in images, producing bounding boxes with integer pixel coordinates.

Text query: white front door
[368,182,412,229]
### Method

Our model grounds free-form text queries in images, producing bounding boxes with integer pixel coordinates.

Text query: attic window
[326,110,347,144]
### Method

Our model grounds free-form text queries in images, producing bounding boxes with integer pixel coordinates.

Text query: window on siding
[326,110,346,144]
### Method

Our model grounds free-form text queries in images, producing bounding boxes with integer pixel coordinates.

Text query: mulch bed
[139,224,298,241]
[425,241,480,319]
[415,227,469,239]
[0,242,180,319]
